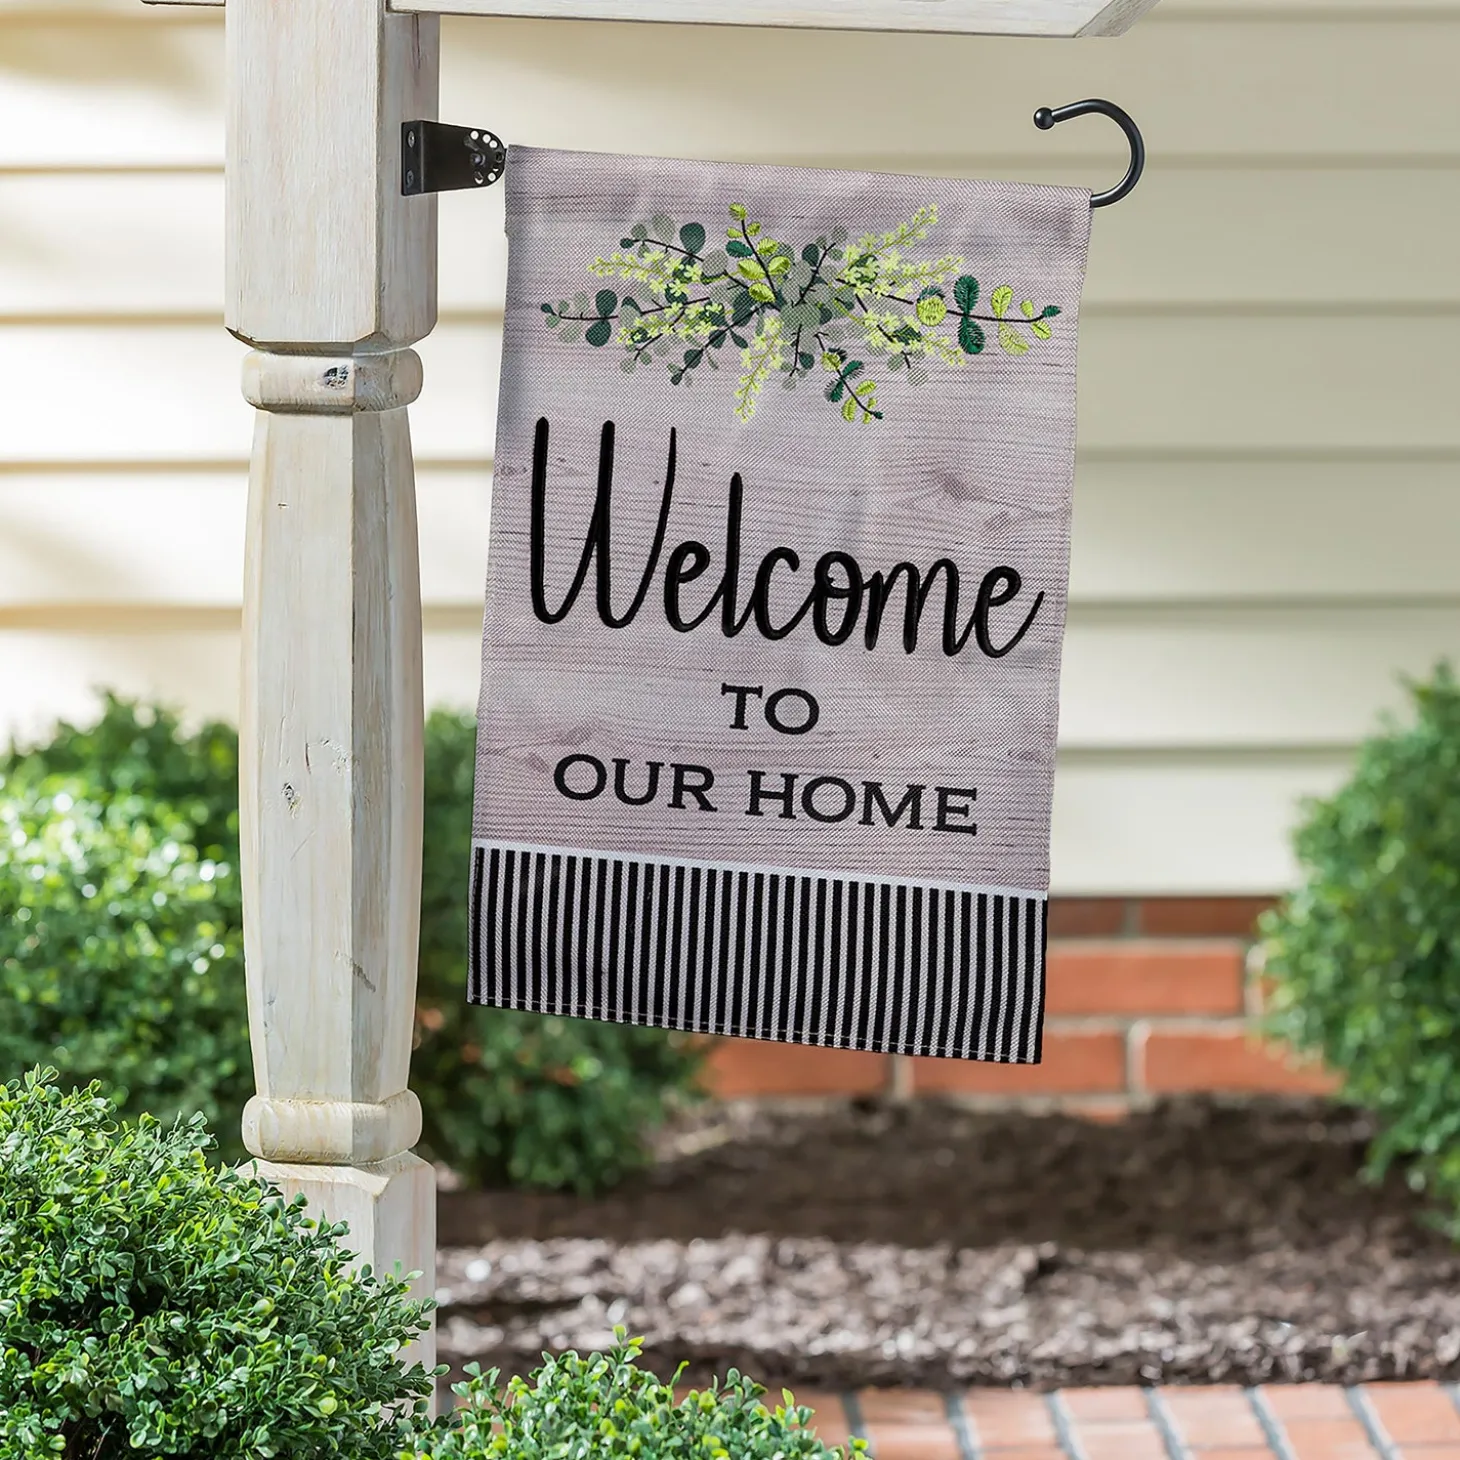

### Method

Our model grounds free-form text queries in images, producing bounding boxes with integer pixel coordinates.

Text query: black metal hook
[1033,99,1145,208]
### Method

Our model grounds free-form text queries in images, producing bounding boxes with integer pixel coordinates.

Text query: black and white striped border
[468,841,1047,1062]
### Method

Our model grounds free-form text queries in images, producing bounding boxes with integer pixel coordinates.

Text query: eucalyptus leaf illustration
[541,202,1063,423]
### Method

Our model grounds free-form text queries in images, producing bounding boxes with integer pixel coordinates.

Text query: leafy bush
[1259,663,1460,1235]
[0,1070,435,1460]
[1,694,238,860]
[1,696,702,1192]
[401,1331,864,1460]
[0,776,252,1162]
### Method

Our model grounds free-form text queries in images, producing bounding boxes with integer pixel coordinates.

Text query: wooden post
[225,0,440,1368]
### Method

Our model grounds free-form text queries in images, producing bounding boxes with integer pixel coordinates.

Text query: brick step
[764,1382,1460,1460]
[701,936,1339,1105]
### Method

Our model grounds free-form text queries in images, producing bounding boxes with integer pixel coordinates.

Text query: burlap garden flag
[469,147,1091,1063]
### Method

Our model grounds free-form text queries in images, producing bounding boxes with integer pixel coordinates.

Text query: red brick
[701,1039,887,1097]
[912,1030,1127,1095]
[1162,1387,1269,1449]
[1279,1417,1378,1460]
[1364,1384,1460,1446]
[860,1392,949,1426]
[962,1390,1060,1449]
[1062,1388,1152,1422]
[861,1421,962,1459]
[1191,1452,1280,1460]
[1070,1419,1169,1460]
[1048,897,1130,938]
[973,1451,1066,1460]
[1136,897,1278,939]
[1136,1026,1340,1096]
[1045,942,1245,1017]
[1262,1388,1356,1422]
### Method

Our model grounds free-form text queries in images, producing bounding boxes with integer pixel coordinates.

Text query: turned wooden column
[226,0,440,1368]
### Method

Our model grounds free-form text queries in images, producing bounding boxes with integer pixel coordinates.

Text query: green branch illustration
[540,202,1063,425]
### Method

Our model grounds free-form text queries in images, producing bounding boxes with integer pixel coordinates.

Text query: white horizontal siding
[3,1,1458,892]
[8,166,1460,316]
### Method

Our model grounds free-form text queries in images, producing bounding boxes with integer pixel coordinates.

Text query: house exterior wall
[3,0,1458,893]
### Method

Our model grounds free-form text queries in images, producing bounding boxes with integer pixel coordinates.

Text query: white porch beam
[148,0,1162,38]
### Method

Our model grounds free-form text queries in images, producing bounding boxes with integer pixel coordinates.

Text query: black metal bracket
[401,121,505,196]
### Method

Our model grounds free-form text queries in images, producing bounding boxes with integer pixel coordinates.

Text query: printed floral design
[540,202,1062,425]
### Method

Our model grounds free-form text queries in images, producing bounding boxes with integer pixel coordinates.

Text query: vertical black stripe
[1026,898,1046,1062]
[496,849,517,1006]
[789,875,812,1042]
[809,876,830,1044]
[527,852,547,1012]
[468,846,486,1002]
[592,855,611,1018]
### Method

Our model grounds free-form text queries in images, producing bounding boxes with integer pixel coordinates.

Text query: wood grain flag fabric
[471,146,1091,1062]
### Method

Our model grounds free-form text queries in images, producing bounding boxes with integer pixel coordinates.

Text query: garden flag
[469,147,1091,1063]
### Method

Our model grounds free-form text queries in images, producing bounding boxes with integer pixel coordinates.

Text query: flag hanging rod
[400,100,1146,209]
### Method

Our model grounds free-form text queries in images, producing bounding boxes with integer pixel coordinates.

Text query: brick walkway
[790,1383,1460,1459]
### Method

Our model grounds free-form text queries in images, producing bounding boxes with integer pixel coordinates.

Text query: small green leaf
[1021,299,1037,319]
[841,396,857,422]
[678,223,706,255]
[728,203,747,220]
[1031,319,1053,340]
[798,351,814,370]
[726,240,753,259]
[953,275,980,312]
[594,289,617,318]
[684,348,704,367]
[958,317,986,355]
[1042,304,1062,319]
[991,286,1013,320]
[584,319,613,348]
[802,244,821,266]
[998,321,1029,355]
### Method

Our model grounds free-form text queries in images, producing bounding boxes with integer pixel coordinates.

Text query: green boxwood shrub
[0,695,701,1192]
[404,1332,865,1460]
[1259,663,1460,1236]
[0,778,251,1161]
[2,1074,845,1460]
[0,1070,436,1460]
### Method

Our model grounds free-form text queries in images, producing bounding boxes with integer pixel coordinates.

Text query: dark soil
[435,1098,1460,1390]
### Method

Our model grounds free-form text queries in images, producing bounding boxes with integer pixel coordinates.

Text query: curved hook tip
[1032,97,1145,209]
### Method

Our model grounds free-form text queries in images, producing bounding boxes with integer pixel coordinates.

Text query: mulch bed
[435,1097,1460,1390]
